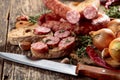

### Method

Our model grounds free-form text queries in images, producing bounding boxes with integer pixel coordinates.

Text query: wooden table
[0,0,94,80]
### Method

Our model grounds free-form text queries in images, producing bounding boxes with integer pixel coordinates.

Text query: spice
[86,46,113,69]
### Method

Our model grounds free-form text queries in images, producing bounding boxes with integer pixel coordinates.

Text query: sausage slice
[34,26,51,35]
[43,36,60,48]
[31,42,48,54]
[58,37,75,50]
[54,30,70,39]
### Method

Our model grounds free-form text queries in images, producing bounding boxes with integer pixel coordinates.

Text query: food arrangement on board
[8,0,120,77]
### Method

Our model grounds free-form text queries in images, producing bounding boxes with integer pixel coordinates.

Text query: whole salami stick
[43,0,80,24]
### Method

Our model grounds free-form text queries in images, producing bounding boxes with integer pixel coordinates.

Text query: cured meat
[41,19,106,35]
[66,10,80,24]
[58,37,75,50]
[41,21,75,32]
[38,12,61,25]
[76,0,100,19]
[43,36,60,48]
[31,42,48,54]
[34,26,51,35]
[54,30,70,39]
[92,13,110,27]
[83,5,98,19]
[43,0,80,24]
[104,0,118,8]
[16,15,29,21]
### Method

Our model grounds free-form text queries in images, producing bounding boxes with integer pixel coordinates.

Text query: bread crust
[31,47,70,59]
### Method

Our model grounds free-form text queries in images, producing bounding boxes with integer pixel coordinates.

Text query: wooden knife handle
[76,63,120,80]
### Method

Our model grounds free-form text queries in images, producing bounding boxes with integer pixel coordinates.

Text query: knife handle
[76,63,120,80]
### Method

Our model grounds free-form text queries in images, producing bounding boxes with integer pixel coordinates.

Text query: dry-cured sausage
[34,26,51,35]
[38,12,61,25]
[41,20,105,35]
[31,42,48,54]
[43,36,60,48]
[54,30,70,39]
[58,37,75,50]
[92,13,110,27]
[76,0,100,19]
[41,21,76,32]
[43,0,80,24]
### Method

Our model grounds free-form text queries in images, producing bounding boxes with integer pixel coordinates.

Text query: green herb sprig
[29,15,40,24]
[28,10,51,24]
[75,35,92,58]
[105,6,120,18]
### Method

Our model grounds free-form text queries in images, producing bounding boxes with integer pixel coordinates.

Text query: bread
[8,24,53,45]
[30,47,70,59]
[8,21,73,59]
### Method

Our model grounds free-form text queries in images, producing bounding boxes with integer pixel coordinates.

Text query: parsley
[105,6,120,18]
[43,39,51,43]
[65,39,71,43]
[75,35,92,58]
[59,30,65,33]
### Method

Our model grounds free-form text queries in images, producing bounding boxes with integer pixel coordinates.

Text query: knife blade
[0,52,77,76]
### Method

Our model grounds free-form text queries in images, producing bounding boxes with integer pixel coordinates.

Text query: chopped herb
[59,30,65,33]
[105,5,120,18]
[75,35,93,58]
[76,47,87,58]
[65,39,71,43]
[44,39,51,43]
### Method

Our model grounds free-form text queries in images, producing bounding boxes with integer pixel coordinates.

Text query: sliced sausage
[31,42,48,54]
[34,26,51,35]
[66,10,80,24]
[83,5,98,19]
[16,15,29,21]
[41,21,76,32]
[76,0,100,19]
[54,30,70,39]
[41,20,105,35]
[43,36,60,48]
[38,12,61,25]
[58,37,75,50]
[41,21,61,30]
[92,13,110,27]
[43,0,80,24]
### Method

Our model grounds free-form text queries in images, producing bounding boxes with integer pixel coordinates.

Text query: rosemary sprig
[28,10,51,24]
[29,15,40,24]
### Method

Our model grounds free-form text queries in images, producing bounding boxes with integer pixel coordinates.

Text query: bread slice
[8,23,72,59]
[30,47,70,59]
[8,24,53,45]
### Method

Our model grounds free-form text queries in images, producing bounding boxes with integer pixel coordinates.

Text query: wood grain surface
[0,0,94,80]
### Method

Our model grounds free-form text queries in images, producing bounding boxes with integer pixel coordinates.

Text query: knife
[0,52,120,80]
[0,52,77,76]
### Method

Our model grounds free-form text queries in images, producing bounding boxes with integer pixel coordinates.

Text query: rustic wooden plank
[0,0,11,51]
[2,0,94,80]
[0,0,11,80]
